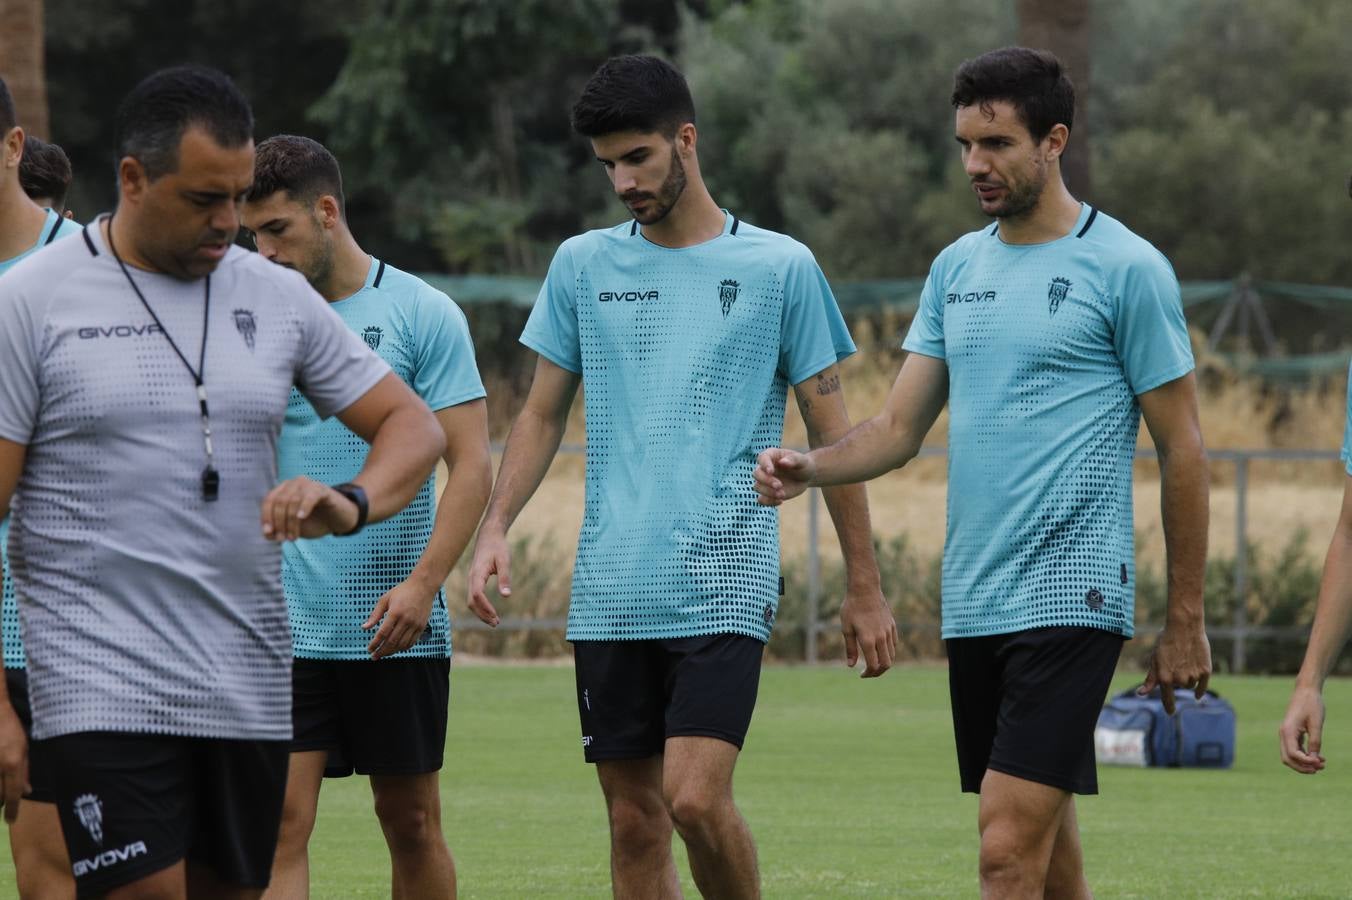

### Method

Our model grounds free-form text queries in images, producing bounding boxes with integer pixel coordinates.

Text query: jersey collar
[363,256,387,290]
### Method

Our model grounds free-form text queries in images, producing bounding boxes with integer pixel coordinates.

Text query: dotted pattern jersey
[521,213,855,642]
[0,209,82,670]
[903,205,1193,640]
[0,223,390,740]
[279,259,485,660]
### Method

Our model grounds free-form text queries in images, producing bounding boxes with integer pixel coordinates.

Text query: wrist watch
[330,482,369,536]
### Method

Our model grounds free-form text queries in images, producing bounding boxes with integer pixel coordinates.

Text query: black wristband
[330,482,369,536]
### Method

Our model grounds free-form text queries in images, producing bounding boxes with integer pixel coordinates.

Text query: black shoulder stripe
[730,216,740,235]
[630,220,638,236]
[1075,206,1099,238]
[372,260,386,288]
[988,222,999,236]
[43,222,62,245]
[81,225,98,256]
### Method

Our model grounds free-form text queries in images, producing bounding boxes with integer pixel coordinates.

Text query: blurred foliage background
[32,0,1352,285]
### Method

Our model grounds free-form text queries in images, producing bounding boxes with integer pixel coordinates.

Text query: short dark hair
[246,134,345,213]
[951,47,1074,142]
[19,136,73,209]
[0,76,16,134]
[571,55,696,139]
[114,65,253,180]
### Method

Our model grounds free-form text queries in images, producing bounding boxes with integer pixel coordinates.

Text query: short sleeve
[778,249,855,385]
[901,260,947,360]
[292,280,391,419]
[1341,363,1352,476]
[520,243,582,374]
[412,290,486,410]
[0,286,41,444]
[1111,251,1194,396]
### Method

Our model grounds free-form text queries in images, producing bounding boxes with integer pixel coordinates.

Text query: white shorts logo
[72,842,149,878]
[581,735,593,748]
[74,794,103,845]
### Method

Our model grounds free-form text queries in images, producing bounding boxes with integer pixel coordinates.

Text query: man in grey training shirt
[0,66,444,899]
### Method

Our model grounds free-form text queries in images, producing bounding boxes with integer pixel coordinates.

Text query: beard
[979,158,1048,220]
[297,232,336,293]
[622,147,688,226]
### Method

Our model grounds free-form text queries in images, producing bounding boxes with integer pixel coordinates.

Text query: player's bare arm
[261,372,444,541]
[365,398,492,659]
[467,356,581,626]
[0,437,28,821]
[1137,372,1212,714]
[793,364,898,677]
[1280,473,1352,773]
[756,352,949,506]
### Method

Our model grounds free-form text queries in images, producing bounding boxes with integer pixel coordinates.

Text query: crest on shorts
[1047,277,1072,317]
[1085,588,1105,611]
[718,279,740,318]
[362,326,384,350]
[75,793,104,845]
[232,308,256,351]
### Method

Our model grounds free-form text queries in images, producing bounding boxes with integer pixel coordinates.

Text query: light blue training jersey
[279,258,485,659]
[1,209,82,669]
[1342,365,1352,475]
[903,204,1193,640]
[521,212,855,642]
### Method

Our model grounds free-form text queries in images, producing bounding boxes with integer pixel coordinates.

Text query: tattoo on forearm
[816,373,841,396]
[800,395,813,412]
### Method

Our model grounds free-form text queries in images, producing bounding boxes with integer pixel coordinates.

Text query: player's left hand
[1140,622,1211,714]
[840,584,897,678]
[364,576,437,660]
[0,703,29,823]
[1279,684,1327,774]
[260,476,359,541]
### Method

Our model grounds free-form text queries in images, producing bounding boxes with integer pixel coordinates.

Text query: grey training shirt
[0,223,390,740]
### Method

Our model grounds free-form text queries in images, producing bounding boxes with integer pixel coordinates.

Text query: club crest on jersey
[1048,277,1072,316]
[232,308,256,351]
[718,279,740,317]
[75,794,104,845]
[362,326,384,350]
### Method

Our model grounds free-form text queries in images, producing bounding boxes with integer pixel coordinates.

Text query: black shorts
[946,626,1124,795]
[32,732,288,898]
[292,656,450,777]
[572,633,764,763]
[5,667,54,803]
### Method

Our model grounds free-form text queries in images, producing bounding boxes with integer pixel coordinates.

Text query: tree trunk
[0,0,49,139]
[1017,0,1090,200]
[490,84,534,272]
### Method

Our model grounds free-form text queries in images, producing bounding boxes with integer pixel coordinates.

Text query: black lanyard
[105,217,220,501]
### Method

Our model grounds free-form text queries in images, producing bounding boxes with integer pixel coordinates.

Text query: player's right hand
[260,476,358,541]
[754,448,816,506]
[467,529,510,627]
[1279,685,1327,774]
[0,703,30,823]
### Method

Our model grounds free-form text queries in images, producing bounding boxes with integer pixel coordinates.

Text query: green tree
[1094,0,1352,284]
[684,0,1013,278]
[45,0,369,218]
[315,0,709,273]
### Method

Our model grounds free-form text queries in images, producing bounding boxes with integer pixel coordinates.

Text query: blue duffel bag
[1094,685,1236,768]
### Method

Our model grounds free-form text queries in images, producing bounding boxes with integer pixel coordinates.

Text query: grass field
[270,663,1352,899]
[1,664,1346,897]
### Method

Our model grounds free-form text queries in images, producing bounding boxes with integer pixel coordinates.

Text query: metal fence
[464,445,1340,673]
